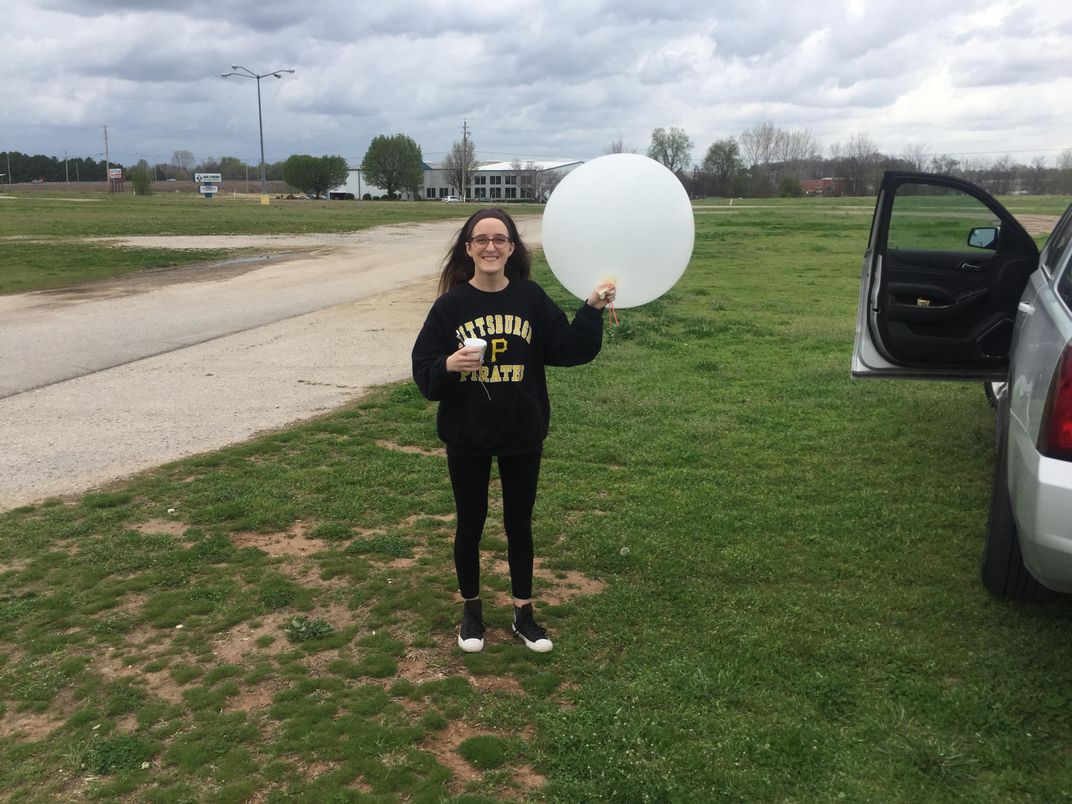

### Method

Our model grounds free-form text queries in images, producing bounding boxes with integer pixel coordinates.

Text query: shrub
[283,616,335,643]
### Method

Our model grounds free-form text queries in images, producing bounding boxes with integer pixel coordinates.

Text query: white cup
[463,337,487,364]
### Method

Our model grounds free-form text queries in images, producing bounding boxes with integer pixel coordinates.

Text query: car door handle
[1018,302,1035,315]
[959,262,986,272]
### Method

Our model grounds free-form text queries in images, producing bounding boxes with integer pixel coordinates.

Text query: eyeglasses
[468,235,512,248]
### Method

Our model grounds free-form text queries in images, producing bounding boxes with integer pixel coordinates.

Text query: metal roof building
[335,158,582,202]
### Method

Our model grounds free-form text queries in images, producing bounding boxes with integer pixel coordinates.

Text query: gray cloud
[4,0,1071,168]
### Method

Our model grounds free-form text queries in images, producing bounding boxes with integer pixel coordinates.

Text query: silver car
[853,171,1072,600]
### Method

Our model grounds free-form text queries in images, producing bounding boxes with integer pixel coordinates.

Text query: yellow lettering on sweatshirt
[456,316,533,346]
[460,364,524,384]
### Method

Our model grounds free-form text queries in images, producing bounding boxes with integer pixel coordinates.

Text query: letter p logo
[490,337,508,363]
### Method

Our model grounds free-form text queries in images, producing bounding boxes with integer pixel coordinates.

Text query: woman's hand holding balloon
[587,283,617,310]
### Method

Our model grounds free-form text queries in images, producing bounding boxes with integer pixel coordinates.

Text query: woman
[411,208,615,653]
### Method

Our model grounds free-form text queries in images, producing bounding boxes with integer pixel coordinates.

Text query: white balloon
[541,153,694,309]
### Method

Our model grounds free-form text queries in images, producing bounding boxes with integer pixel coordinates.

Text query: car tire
[980,414,1055,601]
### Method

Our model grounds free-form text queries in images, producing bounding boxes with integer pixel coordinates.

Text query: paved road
[0,217,543,510]
[0,223,463,398]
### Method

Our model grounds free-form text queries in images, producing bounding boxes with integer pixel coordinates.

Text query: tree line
[637,125,1072,198]
[0,150,289,184]
[9,127,1071,199]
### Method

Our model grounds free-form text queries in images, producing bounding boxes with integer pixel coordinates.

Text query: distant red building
[800,177,847,196]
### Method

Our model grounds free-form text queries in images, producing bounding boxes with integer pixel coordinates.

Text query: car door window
[887,186,1000,252]
[869,177,1039,368]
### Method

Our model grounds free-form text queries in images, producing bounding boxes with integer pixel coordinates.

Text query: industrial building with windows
[335,160,582,201]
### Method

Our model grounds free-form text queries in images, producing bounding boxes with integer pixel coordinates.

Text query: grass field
[2,192,1072,801]
[0,194,542,294]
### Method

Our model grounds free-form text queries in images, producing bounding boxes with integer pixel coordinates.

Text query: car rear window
[1043,208,1072,277]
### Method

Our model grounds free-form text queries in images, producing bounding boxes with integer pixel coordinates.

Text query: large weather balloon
[541,153,694,309]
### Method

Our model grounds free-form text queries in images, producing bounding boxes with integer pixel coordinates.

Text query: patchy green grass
[0,192,542,294]
[3,195,1072,800]
[0,241,236,294]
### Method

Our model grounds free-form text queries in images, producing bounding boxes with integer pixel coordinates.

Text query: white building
[334,159,582,201]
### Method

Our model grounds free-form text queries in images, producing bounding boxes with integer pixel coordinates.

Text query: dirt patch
[0,689,75,740]
[536,569,606,606]
[1016,214,1060,236]
[422,719,491,790]
[421,719,546,798]
[212,617,285,664]
[487,557,606,606]
[286,561,353,590]
[376,439,446,457]
[132,519,188,537]
[515,764,548,789]
[403,513,455,526]
[380,557,418,569]
[232,522,332,557]
[0,557,31,574]
[95,648,185,704]
[397,648,454,684]
[469,674,525,695]
[225,681,284,714]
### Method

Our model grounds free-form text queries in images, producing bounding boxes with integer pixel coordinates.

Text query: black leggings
[447,452,542,600]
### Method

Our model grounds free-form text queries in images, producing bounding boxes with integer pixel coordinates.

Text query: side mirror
[968,226,999,250]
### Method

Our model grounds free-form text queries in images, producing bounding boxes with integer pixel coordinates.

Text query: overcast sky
[3,0,1070,170]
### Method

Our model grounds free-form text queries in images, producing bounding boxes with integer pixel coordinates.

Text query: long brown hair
[436,208,531,296]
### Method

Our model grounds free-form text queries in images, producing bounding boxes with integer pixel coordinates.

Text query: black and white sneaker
[512,603,553,653]
[458,598,485,653]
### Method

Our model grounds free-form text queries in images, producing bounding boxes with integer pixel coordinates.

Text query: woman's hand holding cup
[447,338,487,373]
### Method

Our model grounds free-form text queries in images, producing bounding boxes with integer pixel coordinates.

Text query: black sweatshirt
[411,279,604,455]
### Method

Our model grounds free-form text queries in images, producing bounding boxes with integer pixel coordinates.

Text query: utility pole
[65,150,69,183]
[461,119,469,202]
[103,125,111,190]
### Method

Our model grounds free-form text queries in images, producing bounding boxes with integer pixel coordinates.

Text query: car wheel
[980,418,1055,601]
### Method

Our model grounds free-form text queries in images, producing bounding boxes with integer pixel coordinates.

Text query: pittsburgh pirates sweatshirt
[411,279,604,455]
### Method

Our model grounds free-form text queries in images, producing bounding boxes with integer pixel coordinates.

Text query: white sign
[199,185,219,194]
[195,173,222,183]
[108,168,123,179]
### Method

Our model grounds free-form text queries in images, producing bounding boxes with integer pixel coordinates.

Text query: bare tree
[603,138,629,154]
[1030,156,1048,194]
[738,122,779,169]
[443,138,477,200]
[831,132,880,195]
[647,127,694,172]
[1057,149,1072,195]
[929,154,961,177]
[511,160,563,202]
[510,159,531,199]
[171,150,194,172]
[901,143,930,172]
[775,128,821,180]
[990,155,1015,195]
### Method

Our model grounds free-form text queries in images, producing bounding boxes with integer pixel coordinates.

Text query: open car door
[852,171,1040,380]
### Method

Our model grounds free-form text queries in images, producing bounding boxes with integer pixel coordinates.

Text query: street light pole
[221,64,294,194]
